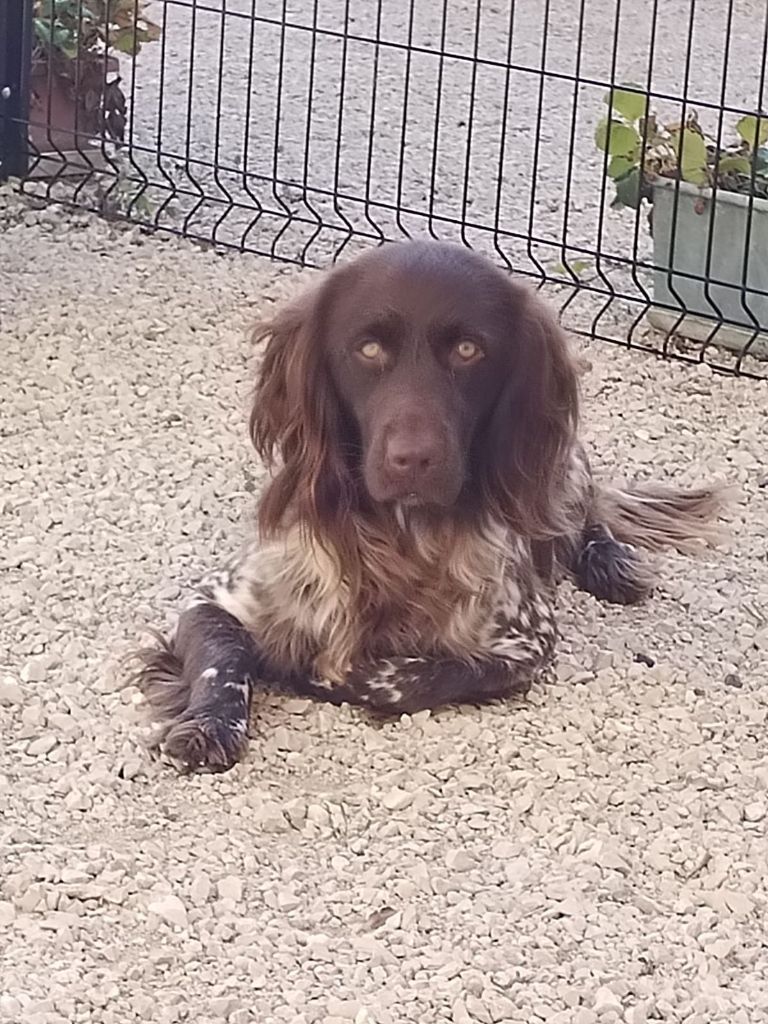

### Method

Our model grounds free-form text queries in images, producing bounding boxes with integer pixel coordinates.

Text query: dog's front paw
[158,712,249,774]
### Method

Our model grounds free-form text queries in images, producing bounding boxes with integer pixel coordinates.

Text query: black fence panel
[4,0,768,379]
[0,0,33,179]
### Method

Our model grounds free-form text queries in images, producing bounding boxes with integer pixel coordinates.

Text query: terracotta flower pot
[28,55,121,155]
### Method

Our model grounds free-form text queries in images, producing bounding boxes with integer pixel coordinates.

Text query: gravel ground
[2,188,768,1024]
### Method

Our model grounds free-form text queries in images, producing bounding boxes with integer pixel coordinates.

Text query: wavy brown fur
[593,481,737,554]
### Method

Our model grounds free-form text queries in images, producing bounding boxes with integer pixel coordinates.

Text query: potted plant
[29,0,160,163]
[595,84,768,356]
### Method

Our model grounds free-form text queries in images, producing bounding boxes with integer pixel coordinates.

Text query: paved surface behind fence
[116,0,768,277]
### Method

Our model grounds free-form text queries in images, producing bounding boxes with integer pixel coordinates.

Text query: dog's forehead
[330,247,500,330]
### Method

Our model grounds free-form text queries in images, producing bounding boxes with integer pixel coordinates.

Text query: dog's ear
[250,285,355,540]
[478,285,580,539]
[250,288,315,467]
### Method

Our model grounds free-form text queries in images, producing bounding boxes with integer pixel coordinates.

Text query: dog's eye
[358,340,384,361]
[453,340,483,363]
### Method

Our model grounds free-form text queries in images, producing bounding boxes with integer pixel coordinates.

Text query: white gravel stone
[277,890,301,911]
[0,677,23,705]
[445,849,476,872]
[1,191,767,1023]
[0,996,22,1019]
[189,873,212,906]
[147,894,189,929]
[20,658,48,683]
[489,840,517,860]
[380,788,413,811]
[26,735,58,757]
[325,998,362,1019]
[217,875,243,902]
[743,801,766,823]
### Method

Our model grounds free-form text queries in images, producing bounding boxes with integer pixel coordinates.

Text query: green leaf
[607,154,636,180]
[614,168,642,209]
[33,17,52,44]
[548,259,592,279]
[717,155,752,176]
[595,118,640,157]
[606,84,648,123]
[52,24,75,47]
[570,259,592,275]
[672,129,709,186]
[112,26,139,53]
[33,17,77,52]
[736,114,768,151]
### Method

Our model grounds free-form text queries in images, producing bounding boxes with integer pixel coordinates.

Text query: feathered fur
[593,481,736,553]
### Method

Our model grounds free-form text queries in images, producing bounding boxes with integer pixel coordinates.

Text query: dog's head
[251,241,579,540]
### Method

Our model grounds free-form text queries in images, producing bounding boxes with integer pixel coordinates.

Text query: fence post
[0,0,33,180]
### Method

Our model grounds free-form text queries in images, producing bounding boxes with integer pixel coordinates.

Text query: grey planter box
[647,179,768,359]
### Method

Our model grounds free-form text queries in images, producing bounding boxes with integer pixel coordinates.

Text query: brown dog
[131,241,731,772]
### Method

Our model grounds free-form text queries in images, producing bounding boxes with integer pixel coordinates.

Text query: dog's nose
[385,436,437,478]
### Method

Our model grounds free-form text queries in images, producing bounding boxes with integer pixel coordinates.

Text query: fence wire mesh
[2,0,768,378]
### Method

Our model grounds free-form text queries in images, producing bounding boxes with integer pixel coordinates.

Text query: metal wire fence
[2,0,768,378]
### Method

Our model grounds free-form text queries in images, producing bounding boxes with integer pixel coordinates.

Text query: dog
[130,240,731,773]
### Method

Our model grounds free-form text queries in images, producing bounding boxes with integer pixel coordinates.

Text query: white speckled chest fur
[204,513,556,684]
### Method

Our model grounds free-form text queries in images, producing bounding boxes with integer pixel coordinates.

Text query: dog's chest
[213,526,535,675]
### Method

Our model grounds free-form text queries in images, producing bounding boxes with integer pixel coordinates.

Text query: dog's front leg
[131,601,262,773]
[296,624,556,716]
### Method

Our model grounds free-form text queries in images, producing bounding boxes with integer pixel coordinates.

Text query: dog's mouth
[377,485,451,508]
[365,471,465,509]
[400,491,422,507]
